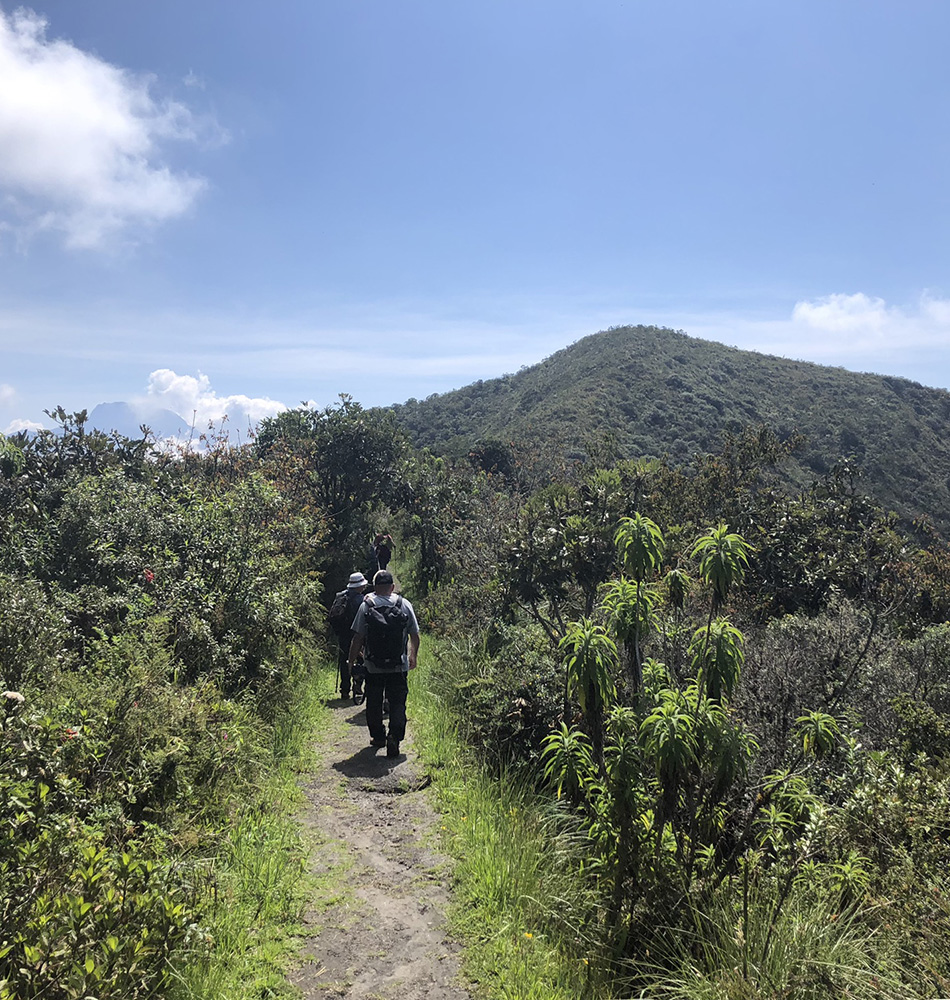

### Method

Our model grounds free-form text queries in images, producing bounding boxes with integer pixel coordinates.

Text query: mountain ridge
[388,324,950,534]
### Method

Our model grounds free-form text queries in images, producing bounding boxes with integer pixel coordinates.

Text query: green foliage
[689,618,745,703]
[0,415,332,996]
[0,573,65,689]
[541,723,594,802]
[388,323,950,538]
[599,578,657,641]
[692,523,753,610]
[795,710,841,760]
[256,394,406,583]
[0,687,207,998]
[423,627,566,770]
[634,874,924,1000]
[410,644,609,1000]
[615,513,665,582]
[560,619,618,721]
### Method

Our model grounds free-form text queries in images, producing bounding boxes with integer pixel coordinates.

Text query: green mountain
[390,324,950,533]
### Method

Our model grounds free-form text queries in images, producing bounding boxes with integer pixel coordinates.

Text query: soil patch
[288,694,474,1000]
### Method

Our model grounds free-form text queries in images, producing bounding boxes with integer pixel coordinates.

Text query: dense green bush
[0,418,326,996]
[426,624,563,770]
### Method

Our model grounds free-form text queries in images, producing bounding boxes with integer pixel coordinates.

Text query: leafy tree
[794,710,840,761]
[257,396,406,586]
[688,618,744,703]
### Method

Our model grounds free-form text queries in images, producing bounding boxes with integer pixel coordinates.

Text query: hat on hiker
[373,569,394,587]
[347,572,368,589]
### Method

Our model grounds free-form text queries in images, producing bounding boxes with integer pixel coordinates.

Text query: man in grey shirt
[347,570,420,758]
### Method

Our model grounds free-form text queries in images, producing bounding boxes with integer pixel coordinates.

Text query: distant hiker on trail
[347,569,420,759]
[328,572,370,703]
[367,534,381,579]
[374,533,394,572]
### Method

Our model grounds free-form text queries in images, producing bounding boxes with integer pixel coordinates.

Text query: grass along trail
[287,667,474,1000]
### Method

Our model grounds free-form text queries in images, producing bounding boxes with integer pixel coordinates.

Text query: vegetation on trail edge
[4,385,950,998]
[412,641,610,999]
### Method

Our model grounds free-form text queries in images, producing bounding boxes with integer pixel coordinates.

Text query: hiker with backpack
[328,572,370,702]
[346,569,420,759]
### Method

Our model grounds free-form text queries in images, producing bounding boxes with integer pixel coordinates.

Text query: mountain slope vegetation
[391,325,950,534]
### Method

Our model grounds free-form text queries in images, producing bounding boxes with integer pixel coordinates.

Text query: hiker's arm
[408,632,420,670]
[347,633,363,666]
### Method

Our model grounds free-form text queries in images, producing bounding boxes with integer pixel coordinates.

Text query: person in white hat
[328,571,370,702]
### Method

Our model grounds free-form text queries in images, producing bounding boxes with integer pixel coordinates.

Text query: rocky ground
[287,692,475,1000]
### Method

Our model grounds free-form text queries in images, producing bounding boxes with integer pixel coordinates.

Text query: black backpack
[328,590,351,638]
[364,595,410,670]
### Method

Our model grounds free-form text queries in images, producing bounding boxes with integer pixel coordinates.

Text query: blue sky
[2,1,949,433]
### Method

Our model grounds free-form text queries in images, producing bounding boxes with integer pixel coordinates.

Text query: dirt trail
[288,693,474,1000]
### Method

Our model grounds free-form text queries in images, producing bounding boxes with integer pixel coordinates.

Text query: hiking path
[287,691,475,1000]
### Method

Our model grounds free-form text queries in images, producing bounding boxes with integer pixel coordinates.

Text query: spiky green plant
[541,723,595,802]
[688,617,745,703]
[559,619,618,770]
[795,710,841,760]
[613,514,665,691]
[692,523,753,611]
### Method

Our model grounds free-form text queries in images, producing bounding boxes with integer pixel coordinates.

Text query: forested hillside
[390,325,950,535]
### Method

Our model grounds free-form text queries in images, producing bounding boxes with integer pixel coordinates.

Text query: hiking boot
[353,692,365,705]
[370,736,387,748]
[386,738,400,759]
[340,689,350,700]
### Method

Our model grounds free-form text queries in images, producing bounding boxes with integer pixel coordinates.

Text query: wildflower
[524,932,533,939]
[143,569,155,583]
[3,690,25,704]
[63,727,79,740]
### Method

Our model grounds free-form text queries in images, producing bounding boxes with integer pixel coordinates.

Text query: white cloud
[140,369,287,430]
[678,291,950,374]
[0,8,216,248]
[4,417,43,434]
[786,292,950,356]
[791,293,890,337]
[0,383,14,406]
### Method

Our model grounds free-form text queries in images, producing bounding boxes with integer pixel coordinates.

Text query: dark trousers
[365,671,409,743]
[337,640,352,696]
[337,641,366,696]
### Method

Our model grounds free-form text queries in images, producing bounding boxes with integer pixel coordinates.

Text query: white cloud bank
[789,292,950,352]
[682,292,950,386]
[139,369,287,431]
[0,8,215,248]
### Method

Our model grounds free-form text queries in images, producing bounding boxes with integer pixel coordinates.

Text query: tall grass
[410,640,614,1000]
[630,880,930,1000]
[172,650,337,999]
